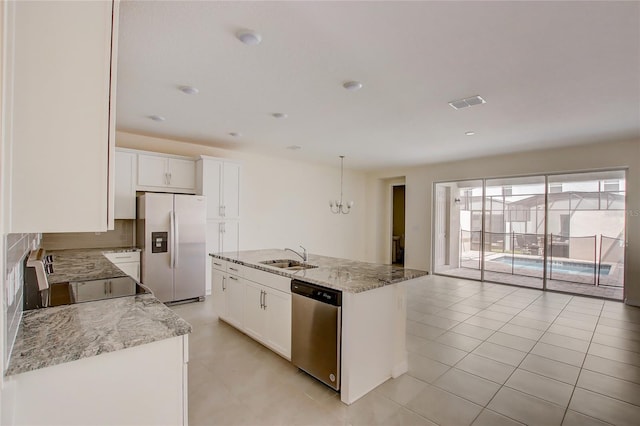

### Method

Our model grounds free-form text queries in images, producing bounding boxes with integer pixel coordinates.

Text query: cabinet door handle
[259,290,264,309]
[228,276,238,281]
[168,172,172,184]
[229,267,238,272]
[222,205,226,217]
[222,276,226,291]
[213,262,222,267]
[263,291,267,310]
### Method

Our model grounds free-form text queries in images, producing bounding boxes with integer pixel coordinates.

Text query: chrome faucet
[285,245,307,262]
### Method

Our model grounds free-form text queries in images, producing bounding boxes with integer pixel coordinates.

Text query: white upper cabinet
[167,158,197,189]
[196,156,241,220]
[222,162,241,219]
[137,154,196,192]
[114,149,137,219]
[4,0,118,232]
[198,158,223,218]
[137,155,167,187]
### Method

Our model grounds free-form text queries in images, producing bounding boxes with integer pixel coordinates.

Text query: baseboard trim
[391,359,408,378]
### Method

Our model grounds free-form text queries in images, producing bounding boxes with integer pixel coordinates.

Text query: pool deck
[437,253,623,300]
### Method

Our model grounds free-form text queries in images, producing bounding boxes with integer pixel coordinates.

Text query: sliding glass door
[433,170,626,299]
[483,176,546,289]
[546,171,626,298]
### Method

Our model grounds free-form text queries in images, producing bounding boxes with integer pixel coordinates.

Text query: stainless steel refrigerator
[137,193,206,303]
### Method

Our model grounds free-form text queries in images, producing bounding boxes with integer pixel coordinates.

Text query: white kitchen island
[210,249,428,405]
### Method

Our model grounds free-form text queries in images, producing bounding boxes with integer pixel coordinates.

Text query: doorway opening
[392,185,405,266]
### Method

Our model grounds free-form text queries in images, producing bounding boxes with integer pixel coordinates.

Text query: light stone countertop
[46,247,140,284]
[6,293,191,376]
[6,247,191,377]
[211,249,428,293]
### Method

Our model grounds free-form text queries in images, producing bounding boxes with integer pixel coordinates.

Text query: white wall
[365,139,640,305]
[116,131,368,261]
[1,0,9,420]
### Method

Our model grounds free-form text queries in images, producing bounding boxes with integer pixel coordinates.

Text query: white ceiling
[116,1,640,170]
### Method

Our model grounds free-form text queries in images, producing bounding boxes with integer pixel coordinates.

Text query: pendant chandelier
[329,155,354,214]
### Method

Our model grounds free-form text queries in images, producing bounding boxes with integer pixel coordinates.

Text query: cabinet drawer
[211,258,227,272]
[244,267,291,294]
[104,251,140,263]
[226,263,246,278]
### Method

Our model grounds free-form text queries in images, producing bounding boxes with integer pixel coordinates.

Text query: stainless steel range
[24,249,149,310]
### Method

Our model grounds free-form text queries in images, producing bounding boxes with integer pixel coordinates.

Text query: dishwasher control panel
[291,280,342,306]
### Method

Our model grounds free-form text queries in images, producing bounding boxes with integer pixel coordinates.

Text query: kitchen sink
[260,259,318,271]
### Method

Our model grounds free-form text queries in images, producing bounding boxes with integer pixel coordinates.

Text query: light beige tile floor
[171,274,640,425]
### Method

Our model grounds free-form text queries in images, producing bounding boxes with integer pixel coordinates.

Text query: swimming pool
[493,256,611,276]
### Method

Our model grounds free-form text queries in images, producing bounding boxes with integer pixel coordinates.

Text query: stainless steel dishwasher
[291,279,342,391]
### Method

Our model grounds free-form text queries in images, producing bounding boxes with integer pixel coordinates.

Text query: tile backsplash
[4,233,39,370]
[41,219,134,250]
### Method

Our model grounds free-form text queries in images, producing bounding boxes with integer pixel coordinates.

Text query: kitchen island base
[210,249,427,405]
[341,281,408,404]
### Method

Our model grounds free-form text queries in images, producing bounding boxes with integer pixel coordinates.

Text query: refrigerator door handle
[174,211,180,268]
[170,210,175,269]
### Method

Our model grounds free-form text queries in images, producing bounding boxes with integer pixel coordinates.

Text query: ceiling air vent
[448,95,486,110]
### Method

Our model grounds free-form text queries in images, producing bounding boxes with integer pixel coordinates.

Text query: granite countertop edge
[6,248,192,377]
[6,294,192,377]
[210,249,428,293]
[46,247,141,284]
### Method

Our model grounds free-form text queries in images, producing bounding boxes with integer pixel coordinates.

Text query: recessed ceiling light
[465,131,475,136]
[179,86,199,95]
[149,115,166,122]
[286,145,301,151]
[236,30,262,46]
[343,81,363,91]
[448,95,486,110]
[228,132,241,137]
[272,112,288,119]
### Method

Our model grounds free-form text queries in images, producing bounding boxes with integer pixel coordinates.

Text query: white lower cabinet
[242,281,291,359]
[244,281,267,340]
[211,263,227,318]
[225,275,245,330]
[73,278,136,303]
[103,251,141,281]
[211,261,245,330]
[116,262,140,282]
[211,260,291,359]
[74,281,109,303]
[205,220,239,295]
[262,286,291,358]
[5,335,188,426]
